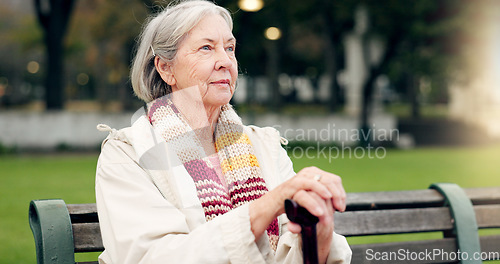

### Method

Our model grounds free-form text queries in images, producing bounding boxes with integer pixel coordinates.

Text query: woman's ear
[155,56,176,86]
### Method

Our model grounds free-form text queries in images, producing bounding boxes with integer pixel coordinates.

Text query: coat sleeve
[272,141,352,264]
[96,139,268,264]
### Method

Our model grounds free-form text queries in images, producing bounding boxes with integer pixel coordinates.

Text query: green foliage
[0,8,43,52]
[0,142,17,155]
[1,0,483,108]
[362,0,472,104]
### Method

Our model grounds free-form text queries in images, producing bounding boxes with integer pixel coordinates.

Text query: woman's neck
[204,104,221,134]
[171,94,221,154]
[195,105,220,156]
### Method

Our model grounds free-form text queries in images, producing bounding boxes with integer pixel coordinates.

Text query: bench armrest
[29,199,75,264]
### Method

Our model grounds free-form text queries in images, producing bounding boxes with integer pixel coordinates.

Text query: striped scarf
[147,96,279,251]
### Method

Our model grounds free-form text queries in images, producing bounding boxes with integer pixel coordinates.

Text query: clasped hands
[249,166,346,264]
[282,167,346,264]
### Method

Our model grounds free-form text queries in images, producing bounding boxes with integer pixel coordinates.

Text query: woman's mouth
[210,79,230,86]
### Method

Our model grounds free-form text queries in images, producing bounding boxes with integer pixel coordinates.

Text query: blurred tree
[64,0,150,110]
[284,0,356,111]
[26,0,468,116]
[141,0,166,13]
[223,0,355,111]
[0,3,42,106]
[356,0,465,144]
[228,0,467,126]
[87,0,148,110]
[34,0,76,110]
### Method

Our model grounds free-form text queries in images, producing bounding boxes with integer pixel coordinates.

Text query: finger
[317,200,334,237]
[329,175,346,212]
[316,193,334,225]
[292,190,327,217]
[308,168,346,212]
[287,221,302,234]
[323,176,346,212]
[292,173,332,200]
[333,181,347,212]
[323,195,334,216]
[325,198,335,230]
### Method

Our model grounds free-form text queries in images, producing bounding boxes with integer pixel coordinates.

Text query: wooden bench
[29,183,500,263]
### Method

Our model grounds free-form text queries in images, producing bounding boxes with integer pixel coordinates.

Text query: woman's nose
[214,48,233,70]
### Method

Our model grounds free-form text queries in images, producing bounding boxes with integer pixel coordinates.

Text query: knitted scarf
[147,96,279,251]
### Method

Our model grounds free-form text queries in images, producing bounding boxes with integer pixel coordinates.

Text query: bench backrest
[29,184,500,264]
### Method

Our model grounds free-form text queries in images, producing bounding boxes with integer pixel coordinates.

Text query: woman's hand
[279,166,346,215]
[284,167,345,264]
[287,192,335,264]
[249,166,346,262]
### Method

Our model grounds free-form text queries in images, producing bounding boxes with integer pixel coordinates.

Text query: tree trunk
[266,40,281,111]
[409,74,420,119]
[359,32,401,146]
[95,41,108,110]
[34,0,75,110]
[45,23,64,109]
[320,0,339,112]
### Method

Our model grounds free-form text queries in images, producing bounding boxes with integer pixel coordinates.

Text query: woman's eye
[201,45,211,51]
[226,46,235,52]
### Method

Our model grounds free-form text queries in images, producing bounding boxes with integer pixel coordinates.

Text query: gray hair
[131,0,233,102]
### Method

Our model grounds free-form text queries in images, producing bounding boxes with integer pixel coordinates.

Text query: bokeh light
[27,61,39,74]
[77,73,89,86]
[0,77,7,98]
[238,0,264,12]
[265,27,281,40]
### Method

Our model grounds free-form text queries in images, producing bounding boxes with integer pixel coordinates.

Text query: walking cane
[285,199,319,264]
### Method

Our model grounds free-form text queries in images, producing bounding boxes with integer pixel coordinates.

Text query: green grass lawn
[1,144,499,263]
[291,143,500,192]
[0,154,99,263]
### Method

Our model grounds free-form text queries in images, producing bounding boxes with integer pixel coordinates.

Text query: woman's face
[164,14,237,109]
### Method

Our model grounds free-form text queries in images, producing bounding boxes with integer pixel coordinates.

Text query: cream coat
[95,114,352,264]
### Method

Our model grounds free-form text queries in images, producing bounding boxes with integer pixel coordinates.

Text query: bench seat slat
[68,204,98,215]
[479,235,500,259]
[73,223,104,252]
[345,187,500,210]
[68,204,99,224]
[475,205,500,228]
[335,207,453,236]
[466,187,500,205]
[346,190,444,210]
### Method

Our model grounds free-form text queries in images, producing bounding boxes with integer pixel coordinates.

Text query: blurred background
[1,0,500,262]
[1,0,500,150]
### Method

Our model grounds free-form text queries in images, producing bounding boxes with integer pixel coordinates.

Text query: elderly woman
[95,1,351,263]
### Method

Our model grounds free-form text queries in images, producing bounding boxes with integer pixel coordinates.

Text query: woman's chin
[205,90,233,107]
[204,96,233,109]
